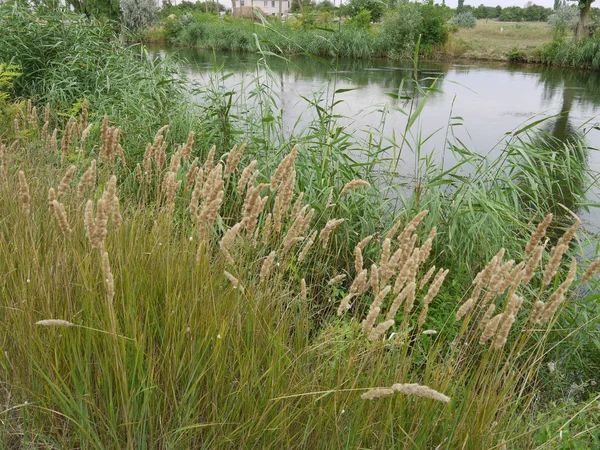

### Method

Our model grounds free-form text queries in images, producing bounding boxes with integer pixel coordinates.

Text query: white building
[238,0,291,16]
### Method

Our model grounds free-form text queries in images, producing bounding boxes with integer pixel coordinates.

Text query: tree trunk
[279,0,283,19]
[232,0,237,15]
[575,0,593,38]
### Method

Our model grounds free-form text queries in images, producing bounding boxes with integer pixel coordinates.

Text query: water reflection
[149,45,600,228]
[536,67,600,144]
[161,45,446,92]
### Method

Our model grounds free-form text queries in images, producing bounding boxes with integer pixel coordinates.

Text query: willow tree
[120,0,157,30]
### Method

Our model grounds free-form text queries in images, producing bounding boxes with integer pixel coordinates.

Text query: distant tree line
[461,3,553,22]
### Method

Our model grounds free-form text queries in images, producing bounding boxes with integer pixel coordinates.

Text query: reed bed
[1,100,599,448]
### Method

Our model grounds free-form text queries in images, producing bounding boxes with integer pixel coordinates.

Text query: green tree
[317,0,334,10]
[291,0,315,12]
[548,5,579,38]
[474,4,488,19]
[347,8,372,28]
[64,0,120,20]
[348,0,384,22]
[419,2,450,47]
[571,0,596,36]
[378,3,422,56]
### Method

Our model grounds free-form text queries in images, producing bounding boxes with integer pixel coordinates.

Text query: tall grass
[1,104,599,448]
[153,7,450,60]
[0,5,199,156]
[1,4,597,285]
[1,8,600,446]
[171,16,384,59]
[540,36,600,70]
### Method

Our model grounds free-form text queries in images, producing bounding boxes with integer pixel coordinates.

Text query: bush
[377,4,422,57]
[0,63,22,132]
[507,47,527,62]
[449,11,477,29]
[0,5,201,159]
[346,8,372,29]
[120,0,158,31]
[419,3,451,50]
[347,0,385,22]
[547,5,579,39]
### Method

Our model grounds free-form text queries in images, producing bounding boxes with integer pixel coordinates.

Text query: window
[264,0,268,6]
[240,0,244,5]
[271,1,275,7]
[287,1,290,7]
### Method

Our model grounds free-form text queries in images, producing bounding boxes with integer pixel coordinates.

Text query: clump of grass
[1,89,599,448]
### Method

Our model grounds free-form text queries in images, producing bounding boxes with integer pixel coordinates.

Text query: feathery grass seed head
[340,179,370,197]
[260,251,276,282]
[525,213,553,256]
[57,165,77,198]
[77,160,96,198]
[101,251,115,303]
[361,388,395,400]
[319,218,345,249]
[480,313,503,344]
[328,274,346,286]
[18,171,30,216]
[220,222,242,265]
[47,187,56,213]
[368,319,395,341]
[52,200,71,238]
[35,319,74,327]
[224,271,243,291]
[391,383,450,403]
[582,258,600,283]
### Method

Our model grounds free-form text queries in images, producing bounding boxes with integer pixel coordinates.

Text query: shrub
[449,11,477,29]
[346,8,372,30]
[419,3,451,50]
[377,4,422,57]
[120,0,158,31]
[0,4,201,160]
[547,5,579,39]
[507,47,527,62]
[347,0,385,22]
[163,12,194,40]
[0,63,22,132]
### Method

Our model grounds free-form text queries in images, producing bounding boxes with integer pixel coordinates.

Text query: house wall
[238,0,291,16]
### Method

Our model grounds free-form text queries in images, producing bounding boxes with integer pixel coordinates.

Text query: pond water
[149,46,600,232]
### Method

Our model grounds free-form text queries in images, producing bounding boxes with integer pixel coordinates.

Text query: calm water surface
[150,46,600,231]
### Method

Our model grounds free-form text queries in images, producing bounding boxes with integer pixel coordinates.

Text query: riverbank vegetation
[1,4,600,448]
[144,1,600,67]
[9,0,600,66]
[443,19,552,61]
[150,2,452,59]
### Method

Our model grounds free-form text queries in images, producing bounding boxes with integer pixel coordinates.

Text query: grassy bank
[144,14,555,63]
[143,4,452,60]
[539,35,600,70]
[146,13,600,69]
[1,5,600,448]
[441,20,551,62]
[1,103,599,448]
